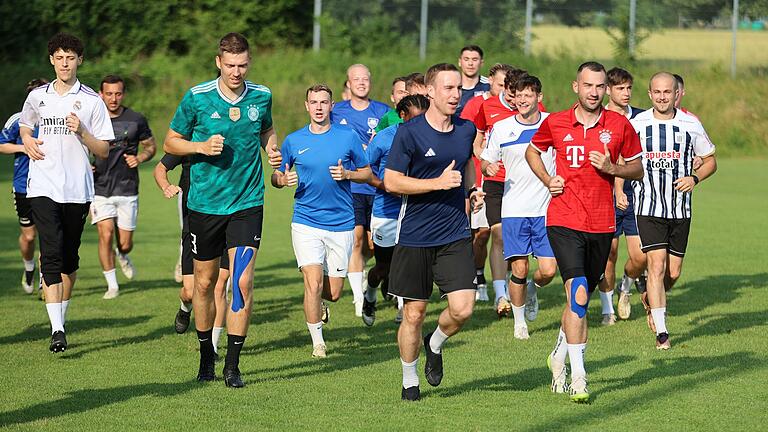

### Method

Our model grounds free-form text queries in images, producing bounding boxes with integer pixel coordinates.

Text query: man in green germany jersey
[374,75,408,133]
[164,32,281,388]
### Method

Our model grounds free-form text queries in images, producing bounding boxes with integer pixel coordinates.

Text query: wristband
[691,175,700,185]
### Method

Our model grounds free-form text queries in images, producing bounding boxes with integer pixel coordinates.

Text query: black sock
[225,334,246,371]
[25,270,34,285]
[476,269,486,286]
[196,329,215,363]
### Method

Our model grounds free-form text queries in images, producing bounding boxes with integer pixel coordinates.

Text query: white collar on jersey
[498,92,514,111]
[46,79,81,96]
[216,78,248,105]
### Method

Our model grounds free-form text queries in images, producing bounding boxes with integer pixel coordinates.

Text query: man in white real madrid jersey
[20,33,114,353]
[631,72,717,350]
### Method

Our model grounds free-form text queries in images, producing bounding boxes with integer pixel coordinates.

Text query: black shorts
[483,180,503,227]
[353,193,374,229]
[373,243,394,263]
[547,226,613,292]
[14,192,34,227]
[181,230,229,275]
[636,215,691,257]
[388,237,475,301]
[30,197,89,285]
[188,206,263,261]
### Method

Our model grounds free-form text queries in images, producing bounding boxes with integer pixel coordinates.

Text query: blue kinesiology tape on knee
[231,247,254,313]
[570,276,589,318]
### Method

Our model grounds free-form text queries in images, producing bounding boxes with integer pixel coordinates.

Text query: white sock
[511,304,526,327]
[551,328,568,363]
[429,326,449,354]
[401,358,419,388]
[46,303,64,334]
[567,343,587,378]
[651,308,668,334]
[620,274,636,293]
[23,259,35,272]
[348,272,364,304]
[61,299,70,324]
[180,300,192,313]
[307,321,324,346]
[103,269,119,291]
[396,296,404,310]
[492,279,507,300]
[600,289,614,314]
[212,326,224,353]
[364,283,377,302]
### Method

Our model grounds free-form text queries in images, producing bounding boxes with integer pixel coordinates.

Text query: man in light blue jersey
[364,94,430,326]
[164,33,282,388]
[272,84,371,358]
[331,64,390,316]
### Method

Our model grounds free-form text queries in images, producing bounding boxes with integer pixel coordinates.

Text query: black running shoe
[321,301,330,324]
[635,273,647,294]
[49,331,67,353]
[362,298,376,326]
[174,309,191,334]
[223,367,244,388]
[423,332,443,387]
[401,386,420,401]
[197,358,215,382]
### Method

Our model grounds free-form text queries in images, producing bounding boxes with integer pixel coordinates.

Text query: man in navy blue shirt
[456,45,490,117]
[330,64,390,316]
[385,63,484,401]
[0,77,49,296]
[273,84,371,358]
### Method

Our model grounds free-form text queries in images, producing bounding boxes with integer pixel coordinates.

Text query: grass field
[0,157,766,431]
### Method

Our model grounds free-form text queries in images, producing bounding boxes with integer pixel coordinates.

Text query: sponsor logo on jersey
[598,129,612,144]
[563,133,574,142]
[340,119,348,125]
[566,145,585,167]
[229,107,240,122]
[424,148,436,157]
[298,148,309,154]
[210,111,221,119]
[248,104,259,122]
[39,101,46,107]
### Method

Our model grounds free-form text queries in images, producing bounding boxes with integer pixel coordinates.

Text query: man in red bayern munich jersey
[526,62,643,403]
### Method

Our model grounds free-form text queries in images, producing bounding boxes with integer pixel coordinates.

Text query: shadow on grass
[59,325,170,360]
[670,273,767,317]
[673,310,768,345]
[0,315,152,345]
[0,380,199,428]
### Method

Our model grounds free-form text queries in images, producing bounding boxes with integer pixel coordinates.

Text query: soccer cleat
[475,285,489,302]
[22,272,34,294]
[656,332,671,350]
[354,300,363,317]
[394,307,403,324]
[547,353,568,394]
[49,331,67,353]
[569,376,590,403]
[524,280,539,321]
[223,367,245,388]
[197,358,215,382]
[635,273,647,294]
[362,298,376,326]
[321,301,330,324]
[115,249,135,280]
[401,386,421,401]
[514,325,530,340]
[312,343,327,358]
[423,332,444,387]
[617,291,631,320]
[495,296,512,319]
[174,260,183,284]
[601,313,617,326]
[174,308,191,334]
[102,289,119,300]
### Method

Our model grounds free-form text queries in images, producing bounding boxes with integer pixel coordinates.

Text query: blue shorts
[614,200,638,238]
[502,216,555,260]
[353,193,373,229]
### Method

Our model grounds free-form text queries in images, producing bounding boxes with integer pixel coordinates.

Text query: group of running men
[3,33,716,402]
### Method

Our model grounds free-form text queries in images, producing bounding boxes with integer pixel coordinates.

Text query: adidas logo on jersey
[38,101,46,107]
[340,119,348,125]
[424,148,436,157]
[563,133,574,142]
[210,111,221,119]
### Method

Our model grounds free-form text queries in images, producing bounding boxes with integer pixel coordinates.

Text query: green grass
[0,157,766,431]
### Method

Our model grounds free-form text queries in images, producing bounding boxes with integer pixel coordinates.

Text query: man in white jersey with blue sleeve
[272,84,372,358]
[20,33,114,353]
[480,75,557,341]
[631,72,716,350]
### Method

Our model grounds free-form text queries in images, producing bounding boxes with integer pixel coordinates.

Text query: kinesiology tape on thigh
[231,246,254,313]
[570,276,590,318]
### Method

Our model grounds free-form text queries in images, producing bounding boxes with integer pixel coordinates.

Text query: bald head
[649,72,678,93]
[648,71,679,116]
[346,63,371,100]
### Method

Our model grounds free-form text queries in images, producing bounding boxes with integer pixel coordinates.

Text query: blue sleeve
[277,137,293,173]
[350,134,369,168]
[385,126,413,174]
[367,134,383,167]
[0,119,20,144]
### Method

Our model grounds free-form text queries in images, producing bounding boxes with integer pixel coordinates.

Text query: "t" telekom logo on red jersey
[566,145,585,167]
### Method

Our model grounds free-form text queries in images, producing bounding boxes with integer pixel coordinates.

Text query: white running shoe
[547,354,568,394]
[103,289,119,300]
[312,343,327,358]
[569,375,590,403]
[116,249,135,280]
[513,325,530,340]
[21,273,34,294]
[601,313,617,326]
[524,280,539,321]
[475,285,489,302]
[617,291,631,319]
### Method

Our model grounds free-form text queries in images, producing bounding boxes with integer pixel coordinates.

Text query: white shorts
[370,216,398,247]
[291,223,354,278]
[90,195,139,231]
